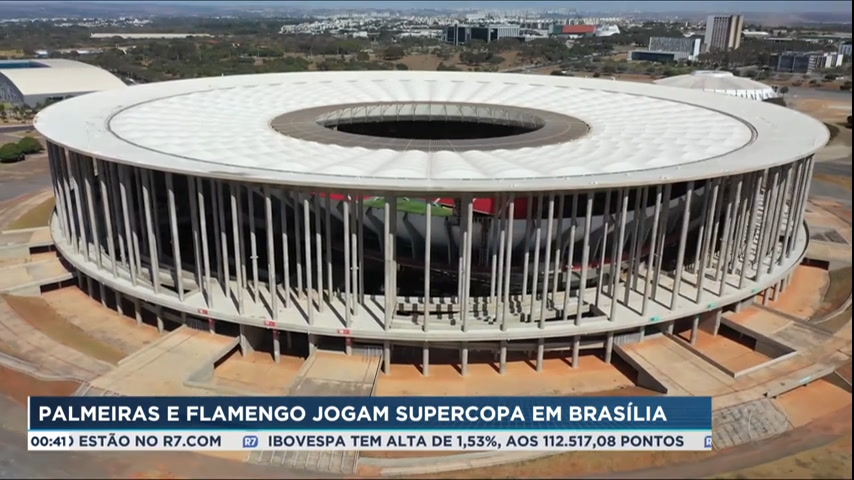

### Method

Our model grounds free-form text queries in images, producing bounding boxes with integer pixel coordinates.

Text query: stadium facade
[35,71,828,375]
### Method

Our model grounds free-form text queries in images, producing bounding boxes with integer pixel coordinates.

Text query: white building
[0,58,126,107]
[594,25,620,37]
[654,70,780,101]
[839,43,852,57]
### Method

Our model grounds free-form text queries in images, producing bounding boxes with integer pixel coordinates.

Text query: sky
[35,1,854,14]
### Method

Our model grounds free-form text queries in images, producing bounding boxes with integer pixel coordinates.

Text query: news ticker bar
[28,430,714,452]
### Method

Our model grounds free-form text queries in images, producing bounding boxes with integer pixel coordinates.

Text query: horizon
[2,0,852,15]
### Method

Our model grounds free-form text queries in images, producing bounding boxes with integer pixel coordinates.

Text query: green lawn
[8,197,55,229]
[362,196,455,217]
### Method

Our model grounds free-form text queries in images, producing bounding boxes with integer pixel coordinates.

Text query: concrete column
[639,325,646,342]
[604,332,614,363]
[561,194,578,321]
[279,195,291,309]
[239,325,253,357]
[460,344,469,377]
[717,177,742,296]
[610,189,629,320]
[198,179,212,308]
[666,322,674,335]
[383,341,391,375]
[86,276,94,297]
[156,307,164,334]
[697,180,720,302]
[595,191,612,308]
[577,196,594,326]
[134,299,142,326]
[690,316,699,345]
[499,340,507,375]
[383,198,394,331]
[264,190,277,319]
[99,283,106,307]
[521,193,533,307]
[529,194,543,322]
[286,331,293,352]
[462,198,474,330]
[165,173,183,300]
[536,338,544,372]
[98,160,118,279]
[501,195,516,329]
[118,165,137,285]
[272,330,281,364]
[713,309,722,336]
[303,196,314,324]
[313,195,324,313]
[671,182,694,309]
[344,197,353,327]
[740,174,766,289]
[423,196,431,332]
[208,318,216,334]
[115,291,123,316]
[652,184,673,299]
[572,335,580,368]
[187,177,204,302]
[539,195,555,328]
[141,170,160,293]
[309,334,318,355]
[422,343,430,377]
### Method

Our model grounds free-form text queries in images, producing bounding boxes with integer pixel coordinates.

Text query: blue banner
[29,396,712,431]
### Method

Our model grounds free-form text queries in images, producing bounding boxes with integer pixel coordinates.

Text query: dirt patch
[815,307,852,335]
[0,365,80,405]
[2,295,126,364]
[814,267,852,319]
[814,173,853,191]
[7,196,54,229]
[713,432,852,479]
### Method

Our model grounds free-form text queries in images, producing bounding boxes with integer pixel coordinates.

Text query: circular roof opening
[270,102,590,152]
[316,103,546,141]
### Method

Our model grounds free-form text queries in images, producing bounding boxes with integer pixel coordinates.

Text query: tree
[0,143,24,163]
[779,86,789,94]
[382,46,405,61]
[17,136,43,154]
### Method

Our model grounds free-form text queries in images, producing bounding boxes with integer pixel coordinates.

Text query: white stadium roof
[35,71,828,192]
[0,58,126,98]
[653,70,780,101]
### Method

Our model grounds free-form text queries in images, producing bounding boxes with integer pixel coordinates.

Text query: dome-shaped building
[654,70,780,101]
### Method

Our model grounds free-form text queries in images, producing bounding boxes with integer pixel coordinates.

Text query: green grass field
[362,197,455,217]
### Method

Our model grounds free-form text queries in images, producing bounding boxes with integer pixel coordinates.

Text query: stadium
[34,71,828,376]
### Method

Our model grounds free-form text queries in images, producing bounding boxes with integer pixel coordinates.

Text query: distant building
[0,59,126,107]
[770,51,845,74]
[704,14,744,52]
[648,37,702,60]
[628,51,685,63]
[742,30,770,39]
[839,43,852,57]
[654,70,780,101]
[550,24,596,38]
[594,25,621,37]
[443,24,521,45]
